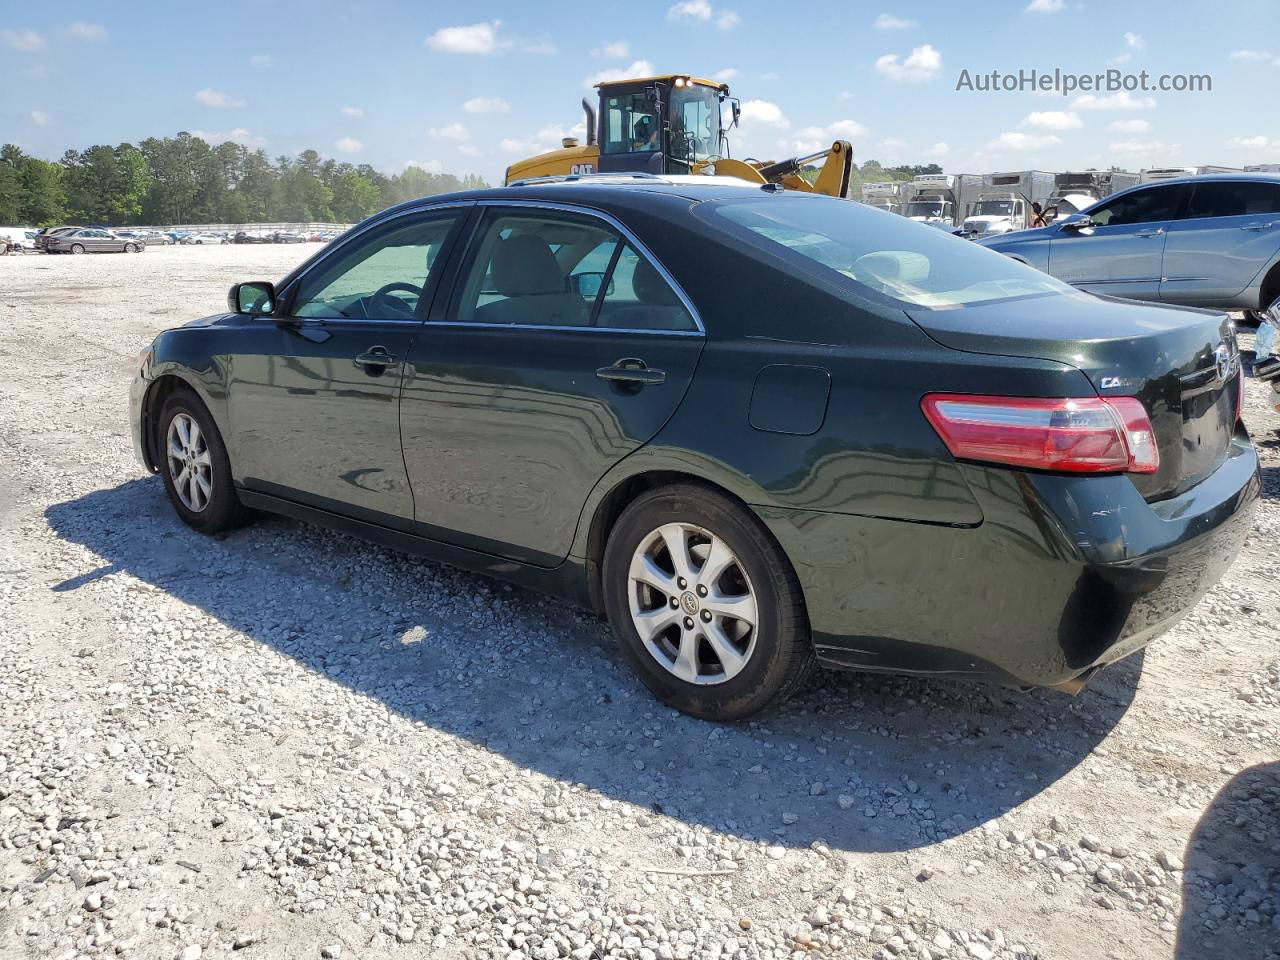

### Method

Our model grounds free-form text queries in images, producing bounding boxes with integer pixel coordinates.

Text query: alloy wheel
[165,412,213,512]
[627,522,758,685]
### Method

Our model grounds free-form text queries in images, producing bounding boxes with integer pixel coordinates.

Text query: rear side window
[1185,181,1280,219]
[706,197,1072,309]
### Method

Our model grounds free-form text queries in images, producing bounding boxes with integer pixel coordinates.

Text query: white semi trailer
[962,170,1055,237]
[902,174,983,228]
[862,181,904,214]
[1140,165,1241,182]
[1045,170,1140,218]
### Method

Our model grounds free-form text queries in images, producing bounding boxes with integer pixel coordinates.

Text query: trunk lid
[907,290,1241,501]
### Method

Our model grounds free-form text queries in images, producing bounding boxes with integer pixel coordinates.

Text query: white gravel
[0,245,1277,960]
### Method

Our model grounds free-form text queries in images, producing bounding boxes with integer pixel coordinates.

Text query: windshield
[669,86,720,167]
[906,200,947,218]
[973,200,1017,217]
[707,196,1072,309]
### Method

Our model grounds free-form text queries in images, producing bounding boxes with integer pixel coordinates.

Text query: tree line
[0,132,489,228]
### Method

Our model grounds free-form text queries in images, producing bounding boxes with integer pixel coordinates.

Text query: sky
[3,0,1279,184]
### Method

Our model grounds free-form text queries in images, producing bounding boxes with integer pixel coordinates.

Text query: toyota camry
[129,176,1259,720]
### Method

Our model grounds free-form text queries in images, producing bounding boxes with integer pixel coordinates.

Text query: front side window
[1185,181,1280,219]
[669,86,720,167]
[707,196,1073,309]
[291,213,458,321]
[1088,185,1187,226]
[602,93,659,156]
[449,209,698,331]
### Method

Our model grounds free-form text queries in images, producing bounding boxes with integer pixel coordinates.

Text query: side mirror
[731,100,741,128]
[1060,216,1093,232]
[228,280,276,315]
[569,272,613,298]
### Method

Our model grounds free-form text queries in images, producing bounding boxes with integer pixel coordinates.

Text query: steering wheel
[369,282,423,319]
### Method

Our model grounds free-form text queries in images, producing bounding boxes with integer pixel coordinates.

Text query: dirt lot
[0,245,1277,960]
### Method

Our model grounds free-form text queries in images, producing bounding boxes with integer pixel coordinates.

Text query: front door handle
[1134,228,1165,238]
[596,358,666,386]
[1241,221,1280,231]
[354,346,398,368]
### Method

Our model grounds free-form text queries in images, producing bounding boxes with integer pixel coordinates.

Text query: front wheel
[602,484,814,720]
[155,390,248,534]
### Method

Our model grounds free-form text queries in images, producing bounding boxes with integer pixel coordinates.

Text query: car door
[1161,180,1280,305]
[399,203,705,566]
[226,206,469,530]
[1047,183,1189,301]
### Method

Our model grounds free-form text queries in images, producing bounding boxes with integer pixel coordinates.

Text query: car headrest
[632,257,679,306]
[491,234,565,296]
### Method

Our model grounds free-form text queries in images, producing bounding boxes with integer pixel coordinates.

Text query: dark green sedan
[130,177,1259,719]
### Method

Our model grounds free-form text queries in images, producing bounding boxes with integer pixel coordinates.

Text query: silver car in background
[45,228,145,254]
[980,174,1280,320]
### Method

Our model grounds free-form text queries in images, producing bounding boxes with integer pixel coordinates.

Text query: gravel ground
[0,245,1277,960]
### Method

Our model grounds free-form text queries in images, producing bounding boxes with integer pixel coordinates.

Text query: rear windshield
[706,196,1072,309]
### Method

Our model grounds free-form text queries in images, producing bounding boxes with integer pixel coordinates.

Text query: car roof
[1134,172,1280,187]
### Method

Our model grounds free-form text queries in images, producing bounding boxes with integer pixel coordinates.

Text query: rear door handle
[354,345,398,368]
[596,358,666,386]
[1241,221,1280,231]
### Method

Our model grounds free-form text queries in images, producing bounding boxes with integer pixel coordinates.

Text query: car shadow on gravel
[47,477,1142,856]
[1174,762,1280,960]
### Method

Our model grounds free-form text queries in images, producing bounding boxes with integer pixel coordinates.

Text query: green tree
[17,156,67,226]
[331,170,382,222]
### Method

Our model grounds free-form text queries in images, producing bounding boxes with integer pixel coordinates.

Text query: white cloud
[1,28,45,52]
[783,119,867,153]
[1108,118,1150,133]
[716,10,741,29]
[498,123,585,155]
[739,99,789,128]
[668,0,712,20]
[1109,138,1177,156]
[1023,110,1082,130]
[874,44,941,83]
[1110,52,1133,65]
[1123,32,1144,49]
[404,159,445,174]
[335,137,363,154]
[1072,91,1156,110]
[195,88,245,109]
[875,137,907,156]
[712,68,738,82]
[1229,49,1272,62]
[586,59,656,87]
[874,13,917,29]
[1226,135,1280,156]
[463,96,510,114]
[426,21,499,54]
[924,141,950,158]
[457,143,481,157]
[341,106,365,118]
[827,119,867,138]
[67,21,107,42]
[591,40,630,58]
[987,131,1063,152]
[1025,0,1064,11]
[428,122,470,141]
[30,110,50,126]
[249,53,273,67]
[190,127,265,147]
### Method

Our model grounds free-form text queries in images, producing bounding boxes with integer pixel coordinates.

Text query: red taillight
[922,394,1159,475]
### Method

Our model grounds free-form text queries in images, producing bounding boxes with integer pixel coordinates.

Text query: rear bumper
[760,431,1259,687]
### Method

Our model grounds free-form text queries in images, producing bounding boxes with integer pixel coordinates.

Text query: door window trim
[434,199,705,337]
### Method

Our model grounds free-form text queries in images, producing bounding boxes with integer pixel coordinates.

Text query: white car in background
[182,233,225,245]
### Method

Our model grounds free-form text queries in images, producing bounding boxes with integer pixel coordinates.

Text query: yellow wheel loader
[503,75,854,197]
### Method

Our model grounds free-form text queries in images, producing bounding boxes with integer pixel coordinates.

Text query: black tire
[602,484,814,720]
[155,389,248,534]
[126,243,141,253]
[70,243,85,255]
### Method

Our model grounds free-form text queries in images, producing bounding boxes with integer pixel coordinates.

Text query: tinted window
[1185,181,1280,219]
[707,197,1072,309]
[597,245,698,331]
[602,92,659,156]
[1089,185,1187,226]
[291,213,458,321]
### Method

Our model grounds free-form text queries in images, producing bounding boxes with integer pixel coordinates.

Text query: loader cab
[596,76,734,175]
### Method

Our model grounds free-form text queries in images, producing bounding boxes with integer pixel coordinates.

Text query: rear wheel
[602,484,814,720]
[126,242,141,253]
[70,243,85,255]
[155,390,248,534]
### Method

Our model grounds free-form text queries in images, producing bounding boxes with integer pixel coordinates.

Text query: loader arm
[710,141,854,197]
